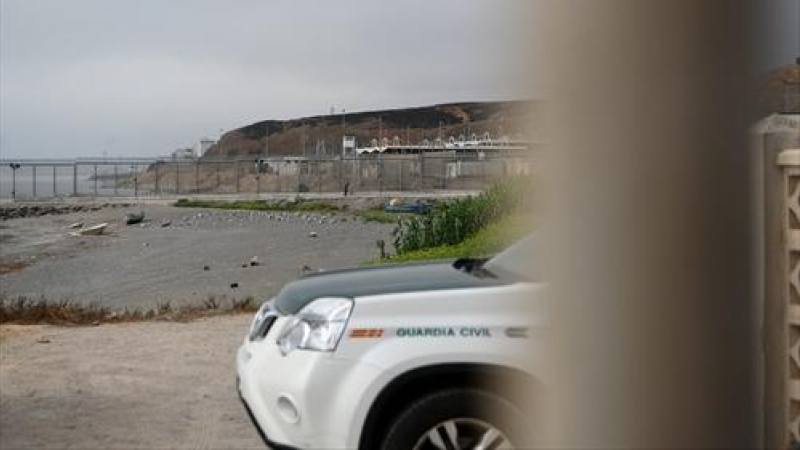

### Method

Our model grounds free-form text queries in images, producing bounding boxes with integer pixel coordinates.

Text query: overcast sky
[0,0,533,159]
[759,0,799,71]
[1,1,797,159]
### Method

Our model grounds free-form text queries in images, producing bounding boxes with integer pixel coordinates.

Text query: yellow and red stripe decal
[349,328,384,338]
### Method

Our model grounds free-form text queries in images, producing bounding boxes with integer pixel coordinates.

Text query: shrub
[392,177,530,255]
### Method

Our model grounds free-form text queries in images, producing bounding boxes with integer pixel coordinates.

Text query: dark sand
[0,204,395,310]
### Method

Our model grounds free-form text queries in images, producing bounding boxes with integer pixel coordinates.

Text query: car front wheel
[380,388,527,450]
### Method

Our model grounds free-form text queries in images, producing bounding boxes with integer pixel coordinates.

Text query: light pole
[341,108,346,157]
[9,163,21,199]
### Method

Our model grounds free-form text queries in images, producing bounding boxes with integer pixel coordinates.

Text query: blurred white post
[535,1,756,447]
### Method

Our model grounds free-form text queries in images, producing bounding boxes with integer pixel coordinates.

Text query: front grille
[248,306,279,341]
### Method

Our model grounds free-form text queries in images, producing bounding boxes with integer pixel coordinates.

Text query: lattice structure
[779,150,800,444]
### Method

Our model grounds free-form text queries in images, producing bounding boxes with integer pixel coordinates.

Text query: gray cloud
[1,0,533,158]
[4,0,793,159]
[759,0,799,70]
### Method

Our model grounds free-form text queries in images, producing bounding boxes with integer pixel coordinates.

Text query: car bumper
[236,338,383,449]
[238,382,300,450]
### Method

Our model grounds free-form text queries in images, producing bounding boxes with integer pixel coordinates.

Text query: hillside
[203,100,539,158]
[757,60,800,116]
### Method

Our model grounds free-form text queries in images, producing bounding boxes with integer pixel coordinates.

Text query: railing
[0,154,534,199]
[757,112,800,449]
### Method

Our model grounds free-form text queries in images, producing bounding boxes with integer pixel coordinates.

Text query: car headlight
[248,300,277,341]
[276,297,353,356]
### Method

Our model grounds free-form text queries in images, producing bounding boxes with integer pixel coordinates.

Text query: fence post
[378,154,383,199]
[236,160,240,193]
[481,156,486,188]
[338,158,344,193]
[399,159,403,191]
[357,155,362,187]
[441,159,446,190]
[419,153,424,190]
[155,162,160,195]
[32,165,37,197]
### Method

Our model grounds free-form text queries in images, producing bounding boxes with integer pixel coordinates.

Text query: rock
[249,256,260,267]
[230,282,239,289]
[160,220,171,227]
[309,231,318,238]
[126,211,145,225]
[36,337,51,344]
[203,265,210,271]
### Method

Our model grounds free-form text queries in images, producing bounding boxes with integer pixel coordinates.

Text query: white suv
[237,235,542,449]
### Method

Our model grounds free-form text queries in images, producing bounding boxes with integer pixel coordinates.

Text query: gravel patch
[0,204,395,310]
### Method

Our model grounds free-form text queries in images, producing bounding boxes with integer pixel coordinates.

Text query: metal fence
[0,153,533,199]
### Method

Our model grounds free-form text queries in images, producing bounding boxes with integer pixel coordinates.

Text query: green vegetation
[354,209,416,224]
[175,198,340,212]
[367,215,530,265]
[392,178,530,255]
[0,295,259,325]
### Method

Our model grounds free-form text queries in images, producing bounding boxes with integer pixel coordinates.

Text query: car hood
[273,261,510,315]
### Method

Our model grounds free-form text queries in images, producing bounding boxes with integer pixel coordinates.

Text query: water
[0,164,147,199]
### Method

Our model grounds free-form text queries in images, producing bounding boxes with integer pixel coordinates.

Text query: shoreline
[0,189,481,205]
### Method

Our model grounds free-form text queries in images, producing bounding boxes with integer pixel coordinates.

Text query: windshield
[483,233,537,280]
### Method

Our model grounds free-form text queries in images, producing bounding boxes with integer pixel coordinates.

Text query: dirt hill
[203,100,539,158]
[757,60,800,116]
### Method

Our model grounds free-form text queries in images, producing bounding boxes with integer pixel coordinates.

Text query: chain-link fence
[0,153,533,199]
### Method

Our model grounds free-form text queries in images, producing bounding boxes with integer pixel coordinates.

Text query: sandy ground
[0,204,394,310]
[0,315,267,449]
[0,198,452,449]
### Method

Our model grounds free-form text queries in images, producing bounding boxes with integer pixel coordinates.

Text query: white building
[194,138,216,157]
[342,136,356,156]
[172,148,195,160]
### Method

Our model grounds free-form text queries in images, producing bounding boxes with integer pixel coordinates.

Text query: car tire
[380,388,529,450]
